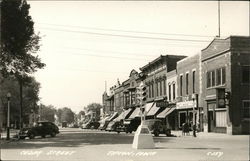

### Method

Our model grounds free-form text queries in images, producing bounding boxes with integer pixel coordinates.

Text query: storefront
[176,100,197,129]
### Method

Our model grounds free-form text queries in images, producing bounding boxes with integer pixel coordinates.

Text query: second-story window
[156,81,159,97]
[163,79,166,95]
[173,83,176,100]
[160,80,162,96]
[169,84,171,101]
[180,75,183,96]
[192,70,196,94]
[186,73,189,95]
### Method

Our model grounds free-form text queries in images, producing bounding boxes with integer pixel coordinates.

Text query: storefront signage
[176,101,196,110]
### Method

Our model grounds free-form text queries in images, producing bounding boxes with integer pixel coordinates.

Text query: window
[192,71,196,93]
[216,67,226,86]
[149,83,151,98]
[180,75,183,96]
[222,67,226,84]
[243,100,250,118]
[160,81,162,96]
[242,66,250,83]
[163,79,166,95]
[186,73,189,95]
[211,70,215,87]
[156,82,158,97]
[169,84,171,101]
[207,67,226,88]
[152,84,154,97]
[173,83,176,100]
[207,72,211,88]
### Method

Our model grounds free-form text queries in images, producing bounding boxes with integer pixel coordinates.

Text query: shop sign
[176,101,196,109]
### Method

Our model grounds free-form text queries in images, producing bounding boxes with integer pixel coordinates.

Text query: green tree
[0,0,45,128]
[40,104,56,122]
[60,107,75,124]
[0,76,41,128]
[85,103,102,121]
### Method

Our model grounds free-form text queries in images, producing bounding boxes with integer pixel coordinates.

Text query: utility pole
[218,0,221,37]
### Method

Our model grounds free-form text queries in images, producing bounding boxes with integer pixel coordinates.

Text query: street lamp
[6,92,11,140]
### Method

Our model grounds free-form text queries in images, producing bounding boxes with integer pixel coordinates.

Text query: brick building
[201,36,250,134]
[176,53,202,130]
[141,55,186,129]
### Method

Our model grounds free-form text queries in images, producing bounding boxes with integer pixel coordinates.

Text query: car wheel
[19,136,25,139]
[29,133,35,139]
[154,131,159,137]
[117,131,120,134]
[41,135,46,138]
[51,132,56,137]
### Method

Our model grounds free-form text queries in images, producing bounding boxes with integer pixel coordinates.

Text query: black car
[105,121,121,132]
[18,121,59,139]
[116,118,141,133]
[81,120,100,129]
[144,119,171,137]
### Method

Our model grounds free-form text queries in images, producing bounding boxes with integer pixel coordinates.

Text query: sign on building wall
[176,100,196,109]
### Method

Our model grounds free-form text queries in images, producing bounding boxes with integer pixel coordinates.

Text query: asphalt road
[0,128,249,161]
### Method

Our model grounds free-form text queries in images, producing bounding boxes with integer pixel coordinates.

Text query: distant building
[201,36,250,134]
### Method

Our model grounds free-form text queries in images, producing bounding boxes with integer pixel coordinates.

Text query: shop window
[242,66,250,84]
[215,111,227,127]
[242,100,250,118]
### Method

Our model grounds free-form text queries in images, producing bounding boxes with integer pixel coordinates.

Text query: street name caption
[20,150,75,157]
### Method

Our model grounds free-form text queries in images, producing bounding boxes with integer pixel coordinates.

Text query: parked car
[81,120,100,129]
[144,119,171,137]
[105,121,120,132]
[18,121,59,139]
[116,118,141,133]
[62,121,67,128]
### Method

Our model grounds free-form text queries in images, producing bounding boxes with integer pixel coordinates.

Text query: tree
[0,75,41,128]
[60,107,75,124]
[85,103,102,121]
[1,0,45,128]
[40,104,56,122]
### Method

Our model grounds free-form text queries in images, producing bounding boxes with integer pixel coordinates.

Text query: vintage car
[18,121,59,139]
[144,119,171,137]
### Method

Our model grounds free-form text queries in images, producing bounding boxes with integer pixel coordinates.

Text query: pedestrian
[192,123,196,137]
[182,123,185,136]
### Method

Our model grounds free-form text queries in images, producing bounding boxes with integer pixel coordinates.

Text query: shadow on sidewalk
[1,130,174,149]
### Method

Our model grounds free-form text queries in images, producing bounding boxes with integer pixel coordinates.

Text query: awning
[144,102,154,113]
[128,108,141,119]
[107,112,118,121]
[157,105,176,118]
[113,108,132,121]
[146,103,160,116]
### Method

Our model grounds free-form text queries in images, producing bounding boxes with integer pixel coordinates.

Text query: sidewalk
[171,130,247,138]
[0,129,20,141]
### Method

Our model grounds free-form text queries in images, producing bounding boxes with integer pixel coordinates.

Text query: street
[0,128,249,161]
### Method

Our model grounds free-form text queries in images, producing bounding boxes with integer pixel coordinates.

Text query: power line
[38,27,212,43]
[37,22,215,38]
[50,50,151,61]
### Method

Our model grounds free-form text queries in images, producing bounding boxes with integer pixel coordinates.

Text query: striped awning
[157,105,176,118]
[128,108,141,119]
[146,103,160,116]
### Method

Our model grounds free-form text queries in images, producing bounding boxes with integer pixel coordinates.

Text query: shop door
[208,111,215,132]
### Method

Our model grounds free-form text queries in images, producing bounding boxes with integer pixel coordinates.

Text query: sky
[28,1,249,113]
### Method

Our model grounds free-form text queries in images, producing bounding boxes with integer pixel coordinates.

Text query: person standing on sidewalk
[192,122,196,137]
